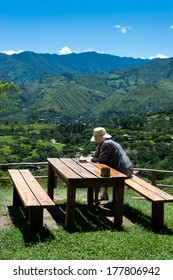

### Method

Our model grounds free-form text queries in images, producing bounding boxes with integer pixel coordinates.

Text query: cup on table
[101,167,110,177]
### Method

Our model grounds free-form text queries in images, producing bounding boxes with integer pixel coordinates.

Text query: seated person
[91,127,133,203]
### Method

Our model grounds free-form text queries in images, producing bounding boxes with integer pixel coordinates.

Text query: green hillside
[90,82,173,120]
[0,57,173,123]
[24,76,107,121]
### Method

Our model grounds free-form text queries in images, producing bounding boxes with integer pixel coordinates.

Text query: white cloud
[83,48,105,54]
[149,54,169,59]
[58,46,104,55]
[170,25,173,29]
[58,46,73,55]
[83,48,95,52]
[114,25,121,29]
[113,24,132,34]
[2,50,24,55]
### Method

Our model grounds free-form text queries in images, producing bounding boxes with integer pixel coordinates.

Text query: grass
[1,180,173,260]
[37,139,64,151]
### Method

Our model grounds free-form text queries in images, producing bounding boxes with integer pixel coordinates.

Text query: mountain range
[0,51,173,123]
[0,51,151,84]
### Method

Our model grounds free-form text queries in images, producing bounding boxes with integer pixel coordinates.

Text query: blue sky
[1,0,173,58]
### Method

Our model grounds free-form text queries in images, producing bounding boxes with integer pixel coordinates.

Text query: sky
[1,0,173,59]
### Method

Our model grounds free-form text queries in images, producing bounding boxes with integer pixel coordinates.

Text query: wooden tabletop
[47,158,126,182]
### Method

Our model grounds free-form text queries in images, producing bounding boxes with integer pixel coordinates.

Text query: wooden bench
[8,169,55,230]
[125,175,173,227]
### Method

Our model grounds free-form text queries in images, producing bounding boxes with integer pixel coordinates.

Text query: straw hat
[90,127,112,142]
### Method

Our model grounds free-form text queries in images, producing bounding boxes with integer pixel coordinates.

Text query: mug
[101,167,110,177]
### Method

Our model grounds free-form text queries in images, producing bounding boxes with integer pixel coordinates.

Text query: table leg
[112,178,125,227]
[87,188,94,207]
[47,163,55,200]
[65,183,76,229]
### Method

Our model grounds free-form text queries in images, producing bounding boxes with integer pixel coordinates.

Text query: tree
[0,81,21,113]
[36,144,58,161]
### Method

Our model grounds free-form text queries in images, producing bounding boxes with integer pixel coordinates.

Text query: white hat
[90,127,112,142]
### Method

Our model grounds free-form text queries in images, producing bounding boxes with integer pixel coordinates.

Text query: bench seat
[8,169,55,230]
[125,175,173,227]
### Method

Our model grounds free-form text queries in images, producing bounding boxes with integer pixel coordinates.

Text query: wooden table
[47,158,126,229]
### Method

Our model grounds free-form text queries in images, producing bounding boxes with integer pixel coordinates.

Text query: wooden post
[151,171,157,186]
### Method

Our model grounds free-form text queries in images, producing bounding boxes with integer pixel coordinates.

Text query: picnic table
[47,158,126,229]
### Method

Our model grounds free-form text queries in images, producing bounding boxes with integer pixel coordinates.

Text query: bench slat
[131,176,173,201]
[20,170,55,207]
[9,170,39,207]
[125,178,163,201]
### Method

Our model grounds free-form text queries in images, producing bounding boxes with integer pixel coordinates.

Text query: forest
[0,111,173,186]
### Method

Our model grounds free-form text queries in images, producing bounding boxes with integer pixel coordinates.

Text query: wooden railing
[0,162,173,188]
[133,167,173,187]
[0,162,48,180]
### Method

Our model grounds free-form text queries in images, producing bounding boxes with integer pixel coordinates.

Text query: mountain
[77,57,173,120]
[0,51,151,83]
[23,76,107,121]
[0,56,173,123]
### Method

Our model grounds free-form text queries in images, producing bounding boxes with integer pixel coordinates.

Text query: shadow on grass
[8,202,173,240]
[48,202,124,233]
[123,203,173,235]
[8,206,55,244]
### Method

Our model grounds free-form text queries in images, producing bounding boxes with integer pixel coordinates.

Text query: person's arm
[93,142,113,163]
[91,143,102,162]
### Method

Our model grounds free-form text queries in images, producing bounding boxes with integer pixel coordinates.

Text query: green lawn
[0,180,173,260]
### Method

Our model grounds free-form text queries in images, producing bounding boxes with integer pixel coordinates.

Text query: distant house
[123,133,132,140]
[38,118,46,123]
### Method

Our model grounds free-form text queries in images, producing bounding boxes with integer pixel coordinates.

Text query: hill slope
[0,57,173,123]
[73,57,173,120]
[24,76,107,121]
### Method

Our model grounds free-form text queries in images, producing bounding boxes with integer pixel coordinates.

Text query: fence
[133,167,173,187]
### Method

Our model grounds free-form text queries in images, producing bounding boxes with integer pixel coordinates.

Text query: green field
[0,180,173,260]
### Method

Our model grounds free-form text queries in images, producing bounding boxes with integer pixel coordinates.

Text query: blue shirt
[93,139,133,175]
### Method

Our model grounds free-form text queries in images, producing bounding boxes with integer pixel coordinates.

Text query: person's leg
[99,187,109,201]
[126,168,133,178]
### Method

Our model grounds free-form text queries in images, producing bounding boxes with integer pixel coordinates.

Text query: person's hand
[96,143,102,153]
